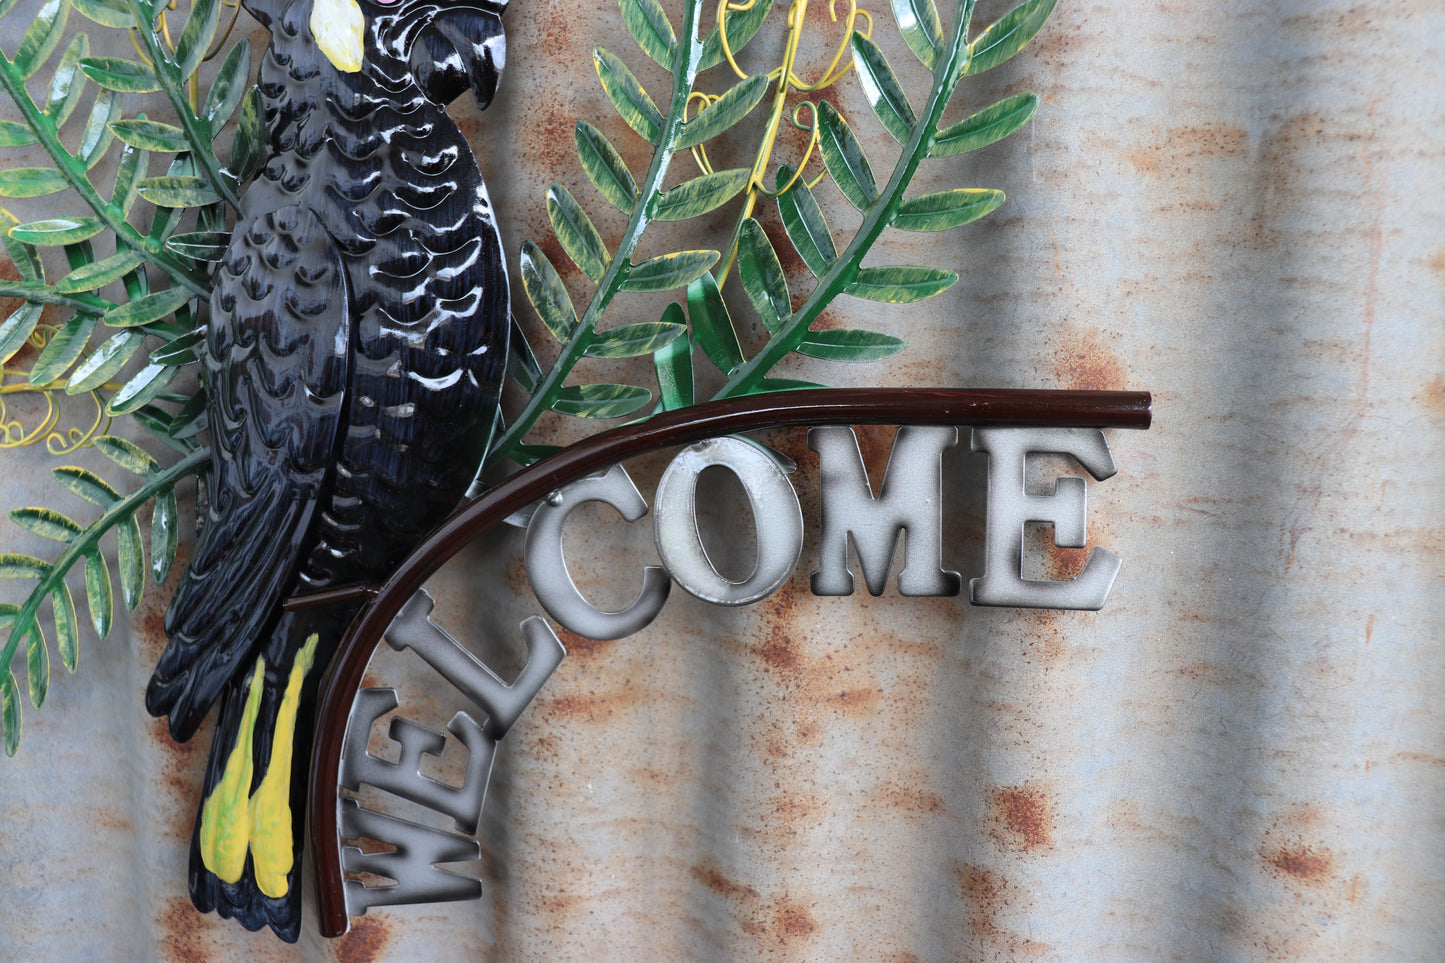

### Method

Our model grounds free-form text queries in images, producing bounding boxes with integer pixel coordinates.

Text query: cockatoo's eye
[312,0,367,72]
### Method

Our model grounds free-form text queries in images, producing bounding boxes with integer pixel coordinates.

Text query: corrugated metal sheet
[0,0,1441,959]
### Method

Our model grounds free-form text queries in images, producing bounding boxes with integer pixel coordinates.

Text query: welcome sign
[300,387,1151,935]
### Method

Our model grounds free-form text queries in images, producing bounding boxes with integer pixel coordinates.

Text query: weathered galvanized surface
[0,0,1441,959]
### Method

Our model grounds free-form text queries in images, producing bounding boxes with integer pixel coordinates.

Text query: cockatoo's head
[304,0,508,107]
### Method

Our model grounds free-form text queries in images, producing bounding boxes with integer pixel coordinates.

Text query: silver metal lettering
[524,464,670,640]
[340,798,482,914]
[340,688,496,835]
[809,425,961,597]
[384,590,565,739]
[970,427,1122,610]
[653,437,803,605]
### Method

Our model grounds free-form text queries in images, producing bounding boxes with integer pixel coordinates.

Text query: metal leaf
[846,264,958,302]
[775,164,836,277]
[0,168,68,198]
[148,328,203,366]
[620,250,719,292]
[28,313,97,384]
[552,383,652,418]
[735,218,790,334]
[110,118,188,153]
[0,211,41,280]
[66,329,143,393]
[174,0,220,78]
[107,361,177,415]
[851,34,916,143]
[965,0,1057,76]
[137,175,221,207]
[892,188,1005,231]
[594,46,664,143]
[12,0,70,81]
[890,0,943,69]
[150,487,177,583]
[204,38,250,128]
[9,216,105,246]
[55,249,145,294]
[166,390,207,440]
[619,0,675,68]
[519,239,577,342]
[228,86,264,180]
[651,303,693,410]
[78,88,120,168]
[574,119,637,212]
[584,320,686,358]
[675,73,770,149]
[507,316,542,393]
[83,551,111,635]
[51,467,118,507]
[2,669,20,756]
[116,512,143,611]
[699,0,774,70]
[929,93,1039,157]
[45,33,89,127]
[0,120,39,146]
[70,0,132,28]
[652,168,749,222]
[50,584,77,672]
[79,56,161,93]
[546,184,609,284]
[111,143,146,214]
[163,231,227,262]
[21,610,46,706]
[816,101,877,211]
[10,507,81,542]
[94,435,160,476]
[0,556,48,585]
[795,328,907,362]
[0,303,44,364]
[103,286,191,327]
[685,273,743,376]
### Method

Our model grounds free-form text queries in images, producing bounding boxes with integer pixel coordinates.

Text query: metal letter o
[653,438,803,606]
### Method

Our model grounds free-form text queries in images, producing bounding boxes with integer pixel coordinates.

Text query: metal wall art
[0,0,1152,944]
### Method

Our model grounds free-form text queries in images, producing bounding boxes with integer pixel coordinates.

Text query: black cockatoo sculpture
[143,0,510,940]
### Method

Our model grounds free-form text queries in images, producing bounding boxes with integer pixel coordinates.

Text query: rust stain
[1430,248,1445,275]
[877,781,946,816]
[1264,844,1335,885]
[554,624,617,659]
[829,686,880,716]
[337,914,392,963]
[771,899,817,944]
[1052,327,1126,392]
[1416,374,1445,419]
[692,862,759,902]
[769,791,828,827]
[759,632,801,672]
[959,864,1009,938]
[157,896,221,963]
[543,683,641,722]
[1124,122,1250,175]
[989,786,1055,851]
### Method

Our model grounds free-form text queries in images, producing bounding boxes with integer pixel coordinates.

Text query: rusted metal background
[0,0,1441,959]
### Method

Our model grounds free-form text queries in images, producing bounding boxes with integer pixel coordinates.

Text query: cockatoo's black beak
[411,1,507,109]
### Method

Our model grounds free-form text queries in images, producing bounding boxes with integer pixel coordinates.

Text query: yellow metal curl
[706,0,871,283]
[204,0,245,62]
[1,324,122,454]
[787,0,872,92]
